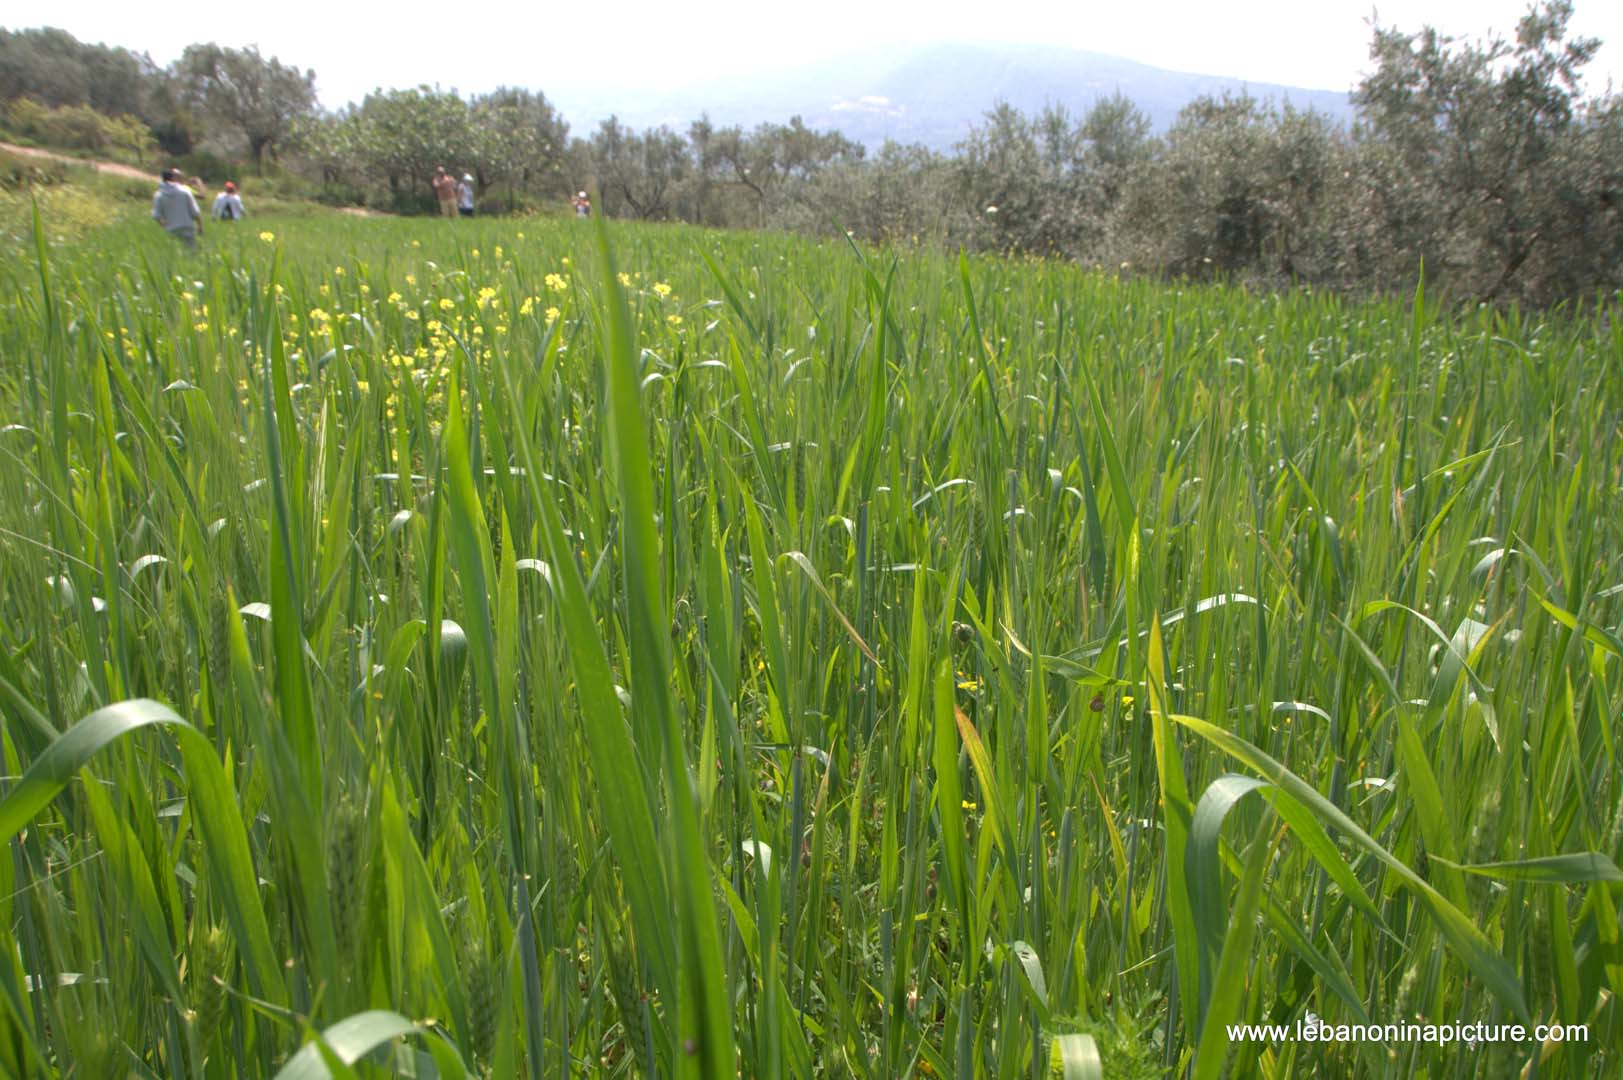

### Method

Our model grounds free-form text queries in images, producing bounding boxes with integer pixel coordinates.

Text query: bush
[3,98,156,165]
[173,150,236,185]
[0,148,72,190]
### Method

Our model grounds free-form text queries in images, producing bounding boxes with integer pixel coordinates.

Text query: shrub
[3,98,156,164]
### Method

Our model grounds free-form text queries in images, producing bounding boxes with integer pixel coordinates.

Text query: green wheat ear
[326,791,367,969]
[605,928,651,1076]
[458,925,500,1071]
[206,592,232,709]
[189,923,232,1054]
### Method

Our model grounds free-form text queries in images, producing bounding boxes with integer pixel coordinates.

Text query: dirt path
[0,141,156,181]
[3,142,390,216]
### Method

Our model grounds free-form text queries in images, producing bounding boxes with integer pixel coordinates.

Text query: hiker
[572,191,591,218]
[457,173,476,217]
[212,181,246,221]
[432,166,458,218]
[153,167,202,248]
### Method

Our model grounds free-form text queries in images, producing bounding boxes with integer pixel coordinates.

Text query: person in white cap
[573,191,591,218]
[457,174,476,217]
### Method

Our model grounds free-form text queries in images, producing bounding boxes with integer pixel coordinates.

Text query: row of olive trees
[291,96,870,221]
[9,5,1618,305]
[483,1,1616,305]
[581,114,866,225]
[1119,0,1623,304]
[793,0,1620,306]
[295,86,570,212]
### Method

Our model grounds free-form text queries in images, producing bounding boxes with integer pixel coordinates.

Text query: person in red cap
[212,181,246,222]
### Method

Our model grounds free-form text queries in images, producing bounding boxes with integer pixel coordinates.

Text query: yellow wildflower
[258,231,275,243]
[652,282,672,298]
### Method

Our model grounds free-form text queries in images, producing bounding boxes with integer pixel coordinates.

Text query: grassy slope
[0,192,1619,1077]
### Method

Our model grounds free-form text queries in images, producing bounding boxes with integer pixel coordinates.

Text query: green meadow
[0,204,1619,1078]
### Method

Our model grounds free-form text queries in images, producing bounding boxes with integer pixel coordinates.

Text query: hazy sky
[20,0,1623,110]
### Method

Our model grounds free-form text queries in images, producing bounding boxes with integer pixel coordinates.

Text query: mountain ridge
[551,41,1359,151]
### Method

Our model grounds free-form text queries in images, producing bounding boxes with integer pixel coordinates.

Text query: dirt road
[0,141,155,181]
[2,142,386,215]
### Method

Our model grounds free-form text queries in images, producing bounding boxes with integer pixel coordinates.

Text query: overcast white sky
[18,0,1623,108]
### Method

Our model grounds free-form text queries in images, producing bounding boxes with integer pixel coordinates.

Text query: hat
[463,174,473,182]
[578,191,587,198]
[224,181,236,193]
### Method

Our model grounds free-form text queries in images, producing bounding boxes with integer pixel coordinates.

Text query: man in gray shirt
[153,168,202,248]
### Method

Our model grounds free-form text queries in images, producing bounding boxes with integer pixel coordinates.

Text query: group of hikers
[429,165,592,219]
[153,161,594,247]
[151,167,246,248]
[430,166,478,218]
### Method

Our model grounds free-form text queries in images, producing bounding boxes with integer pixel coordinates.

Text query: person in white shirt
[457,174,476,217]
[152,167,202,248]
[212,181,246,221]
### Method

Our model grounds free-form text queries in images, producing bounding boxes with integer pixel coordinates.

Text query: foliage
[0,26,197,155]
[470,88,570,210]
[350,86,479,210]
[6,8,1620,304]
[2,97,157,164]
[172,43,318,172]
[586,116,693,220]
[1349,0,1623,302]
[0,27,151,114]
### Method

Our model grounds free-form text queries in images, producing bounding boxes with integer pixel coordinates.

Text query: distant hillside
[552,42,1358,151]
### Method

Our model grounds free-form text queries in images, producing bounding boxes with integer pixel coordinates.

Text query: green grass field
[0,200,1620,1078]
